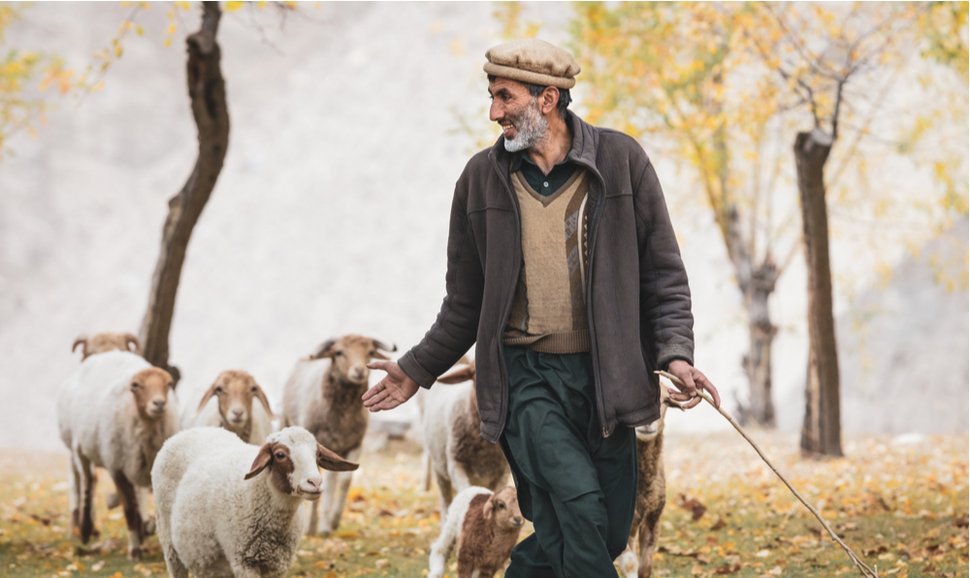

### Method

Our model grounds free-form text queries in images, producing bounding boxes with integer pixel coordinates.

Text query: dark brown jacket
[398,112,694,443]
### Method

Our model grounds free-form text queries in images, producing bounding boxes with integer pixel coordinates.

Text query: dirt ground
[0,430,966,578]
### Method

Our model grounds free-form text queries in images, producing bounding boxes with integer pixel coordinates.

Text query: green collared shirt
[511,151,579,197]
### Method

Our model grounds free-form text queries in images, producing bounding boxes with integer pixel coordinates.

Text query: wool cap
[483,38,581,90]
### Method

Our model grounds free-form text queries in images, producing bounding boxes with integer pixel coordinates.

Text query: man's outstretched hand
[666,360,720,410]
[363,360,420,412]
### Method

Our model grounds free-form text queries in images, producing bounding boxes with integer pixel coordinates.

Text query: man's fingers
[668,390,693,402]
[362,383,386,402]
[366,360,389,371]
[682,395,702,410]
[695,373,721,409]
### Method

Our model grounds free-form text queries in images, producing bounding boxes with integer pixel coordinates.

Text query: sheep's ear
[244,443,274,480]
[72,336,87,356]
[308,339,338,360]
[483,495,495,520]
[124,333,142,354]
[197,381,221,412]
[660,385,686,411]
[252,384,274,418]
[438,365,475,385]
[316,443,359,472]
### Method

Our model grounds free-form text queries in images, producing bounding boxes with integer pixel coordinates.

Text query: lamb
[419,360,510,516]
[56,350,179,560]
[616,385,683,578]
[280,334,396,536]
[152,426,357,578]
[72,332,141,360]
[428,486,523,578]
[180,370,274,444]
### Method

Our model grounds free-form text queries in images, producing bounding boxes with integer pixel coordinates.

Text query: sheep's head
[483,486,523,531]
[437,360,476,386]
[129,368,174,421]
[307,335,397,386]
[244,427,358,500]
[635,384,683,442]
[73,332,141,360]
[198,370,273,435]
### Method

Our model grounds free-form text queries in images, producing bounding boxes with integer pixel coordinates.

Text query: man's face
[488,77,547,152]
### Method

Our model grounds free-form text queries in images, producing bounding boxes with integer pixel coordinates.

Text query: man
[364,38,720,577]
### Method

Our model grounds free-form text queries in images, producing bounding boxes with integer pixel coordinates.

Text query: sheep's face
[198,370,273,433]
[244,427,358,500]
[484,486,524,531]
[129,368,174,420]
[74,332,141,360]
[309,335,397,386]
[635,385,682,442]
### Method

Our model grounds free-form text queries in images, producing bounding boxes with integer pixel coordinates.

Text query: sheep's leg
[227,559,261,578]
[434,471,454,521]
[309,470,337,536]
[447,461,472,494]
[427,523,456,578]
[136,485,155,536]
[636,506,663,578]
[68,452,82,539]
[162,544,189,578]
[421,449,432,492]
[616,530,640,578]
[327,447,360,532]
[111,470,144,561]
[75,451,97,544]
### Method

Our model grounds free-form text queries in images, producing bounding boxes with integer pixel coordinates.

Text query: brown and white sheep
[616,385,683,578]
[72,332,141,360]
[57,350,179,560]
[418,360,509,516]
[428,486,523,578]
[180,370,274,444]
[280,334,396,536]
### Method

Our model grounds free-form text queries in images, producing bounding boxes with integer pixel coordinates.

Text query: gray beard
[503,99,548,152]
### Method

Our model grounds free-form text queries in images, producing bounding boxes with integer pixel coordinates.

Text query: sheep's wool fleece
[152,427,313,578]
[428,486,493,578]
[57,350,178,484]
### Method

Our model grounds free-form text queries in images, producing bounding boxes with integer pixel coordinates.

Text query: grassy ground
[0,431,966,578]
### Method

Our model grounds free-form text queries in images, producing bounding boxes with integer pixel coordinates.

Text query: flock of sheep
[56,331,680,578]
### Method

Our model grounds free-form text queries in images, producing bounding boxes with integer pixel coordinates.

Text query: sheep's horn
[72,336,87,354]
[373,339,397,353]
[309,338,338,360]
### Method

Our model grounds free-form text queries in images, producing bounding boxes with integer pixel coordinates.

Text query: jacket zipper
[581,172,610,438]
[492,160,522,441]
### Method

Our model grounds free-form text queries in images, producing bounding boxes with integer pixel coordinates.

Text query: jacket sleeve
[632,155,695,369]
[397,178,485,388]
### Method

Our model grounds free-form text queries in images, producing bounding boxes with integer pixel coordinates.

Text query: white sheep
[179,370,274,444]
[57,350,179,560]
[72,332,142,360]
[419,360,509,516]
[428,485,523,578]
[280,334,396,536]
[152,426,357,578]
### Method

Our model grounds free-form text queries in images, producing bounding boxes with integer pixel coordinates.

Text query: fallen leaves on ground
[0,432,966,577]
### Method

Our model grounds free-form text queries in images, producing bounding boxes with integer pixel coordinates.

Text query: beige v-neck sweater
[503,168,591,354]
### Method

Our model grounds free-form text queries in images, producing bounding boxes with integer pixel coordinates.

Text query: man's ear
[244,443,273,480]
[541,86,560,115]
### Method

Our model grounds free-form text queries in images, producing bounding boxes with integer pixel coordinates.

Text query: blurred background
[1,1,966,451]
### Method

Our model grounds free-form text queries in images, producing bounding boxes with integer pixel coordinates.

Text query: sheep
[280,334,396,536]
[419,360,510,517]
[180,370,274,444]
[72,332,141,360]
[152,426,357,578]
[428,486,523,578]
[616,385,683,578]
[56,350,178,560]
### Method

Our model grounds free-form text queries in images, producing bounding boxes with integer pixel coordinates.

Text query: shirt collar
[510,150,574,173]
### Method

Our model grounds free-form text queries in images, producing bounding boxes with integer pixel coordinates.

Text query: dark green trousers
[500,347,637,578]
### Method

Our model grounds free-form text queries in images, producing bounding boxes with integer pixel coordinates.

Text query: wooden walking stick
[656,370,880,578]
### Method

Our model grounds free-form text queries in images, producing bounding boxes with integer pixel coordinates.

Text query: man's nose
[489,99,502,122]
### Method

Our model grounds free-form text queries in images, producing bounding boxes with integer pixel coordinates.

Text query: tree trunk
[741,261,779,427]
[139,1,229,384]
[794,129,842,457]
